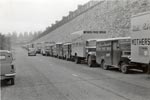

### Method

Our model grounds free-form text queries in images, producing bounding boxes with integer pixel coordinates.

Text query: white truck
[71,30,107,66]
[130,11,150,73]
[63,42,72,60]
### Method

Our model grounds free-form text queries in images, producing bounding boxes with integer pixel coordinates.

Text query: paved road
[1,47,150,100]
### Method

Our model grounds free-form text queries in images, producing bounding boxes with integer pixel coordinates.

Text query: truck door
[112,40,121,66]
[103,41,112,65]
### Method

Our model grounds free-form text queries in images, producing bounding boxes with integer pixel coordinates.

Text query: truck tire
[142,67,148,73]
[75,56,80,64]
[101,60,109,70]
[120,62,128,74]
[88,56,94,67]
[66,57,69,61]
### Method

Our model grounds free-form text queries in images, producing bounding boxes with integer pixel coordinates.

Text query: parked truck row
[24,11,150,74]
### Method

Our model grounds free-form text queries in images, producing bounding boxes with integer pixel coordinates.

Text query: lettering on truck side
[132,38,150,45]
[132,22,150,31]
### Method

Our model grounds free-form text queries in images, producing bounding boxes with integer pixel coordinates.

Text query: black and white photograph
[0,0,150,100]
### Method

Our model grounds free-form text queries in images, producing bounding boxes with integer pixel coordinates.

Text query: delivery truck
[71,30,107,66]
[94,11,150,74]
[42,42,55,56]
[130,11,150,73]
[96,37,132,73]
[50,44,57,57]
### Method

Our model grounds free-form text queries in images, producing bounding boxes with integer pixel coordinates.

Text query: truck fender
[119,57,130,66]
[87,52,96,61]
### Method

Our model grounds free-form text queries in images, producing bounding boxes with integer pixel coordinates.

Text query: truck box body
[63,42,72,59]
[51,44,57,57]
[56,43,63,58]
[72,36,85,57]
[44,42,55,56]
[131,11,150,64]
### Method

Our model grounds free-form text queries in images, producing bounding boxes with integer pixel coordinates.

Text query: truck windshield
[123,51,131,56]
[88,48,96,52]
[119,39,131,50]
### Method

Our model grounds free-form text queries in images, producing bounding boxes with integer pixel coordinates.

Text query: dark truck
[95,37,132,73]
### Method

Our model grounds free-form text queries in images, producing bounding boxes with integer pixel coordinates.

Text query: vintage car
[0,50,16,85]
[28,48,36,56]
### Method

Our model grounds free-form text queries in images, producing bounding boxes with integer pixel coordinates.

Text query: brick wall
[35,0,150,43]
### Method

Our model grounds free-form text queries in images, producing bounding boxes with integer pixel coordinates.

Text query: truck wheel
[120,63,128,74]
[75,57,80,64]
[66,57,69,61]
[142,67,148,73]
[88,56,93,67]
[101,61,108,70]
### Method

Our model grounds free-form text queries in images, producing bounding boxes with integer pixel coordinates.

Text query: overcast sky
[0,0,91,34]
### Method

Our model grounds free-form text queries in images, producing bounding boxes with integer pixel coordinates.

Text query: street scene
[1,47,150,100]
[1,0,150,100]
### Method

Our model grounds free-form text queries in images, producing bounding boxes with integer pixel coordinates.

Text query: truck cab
[85,39,97,67]
[0,50,16,85]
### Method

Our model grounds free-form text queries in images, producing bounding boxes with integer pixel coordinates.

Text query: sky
[0,0,91,35]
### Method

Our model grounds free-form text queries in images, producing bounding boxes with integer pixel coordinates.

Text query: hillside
[33,0,150,43]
